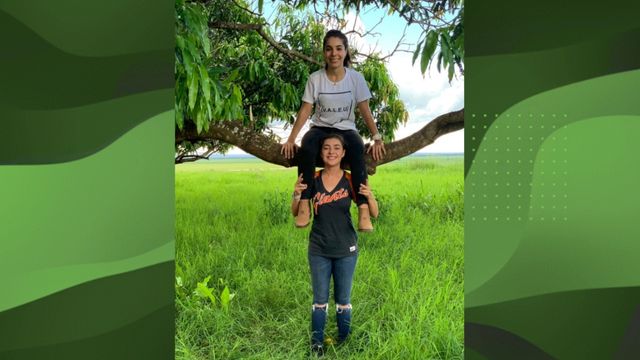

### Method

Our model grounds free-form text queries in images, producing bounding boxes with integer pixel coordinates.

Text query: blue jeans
[309,253,358,345]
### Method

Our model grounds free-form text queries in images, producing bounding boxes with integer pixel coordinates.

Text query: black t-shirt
[308,170,358,258]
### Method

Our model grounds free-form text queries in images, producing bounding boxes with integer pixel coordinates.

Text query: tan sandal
[357,205,373,232]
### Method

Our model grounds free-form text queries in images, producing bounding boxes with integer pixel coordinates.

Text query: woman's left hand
[358,180,374,200]
[367,140,386,161]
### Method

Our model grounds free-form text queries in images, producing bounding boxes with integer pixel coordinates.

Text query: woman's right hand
[294,174,307,196]
[281,141,299,159]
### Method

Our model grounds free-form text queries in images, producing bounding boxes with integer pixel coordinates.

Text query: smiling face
[321,137,346,166]
[323,36,347,70]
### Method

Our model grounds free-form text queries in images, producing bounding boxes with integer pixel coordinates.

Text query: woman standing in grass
[291,134,379,356]
[281,29,385,232]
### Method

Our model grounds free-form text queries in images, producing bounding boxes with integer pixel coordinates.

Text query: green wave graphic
[0,263,173,357]
[2,89,172,164]
[1,111,174,311]
[0,242,173,313]
[468,115,640,306]
[0,0,172,57]
[465,28,640,173]
[467,0,640,56]
[0,9,172,110]
[466,286,640,359]
[466,70,640,302]
[467,27,640,112]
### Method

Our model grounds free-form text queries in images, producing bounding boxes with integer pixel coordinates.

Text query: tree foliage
[175,0,463,162]
[282,0,464,79]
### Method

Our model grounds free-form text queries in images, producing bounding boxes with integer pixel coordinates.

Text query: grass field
[175,156,464,359]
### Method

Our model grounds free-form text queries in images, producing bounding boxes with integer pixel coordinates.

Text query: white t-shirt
[302,67,372,131]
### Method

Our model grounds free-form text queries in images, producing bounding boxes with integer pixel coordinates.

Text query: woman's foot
[310,343,325,356]
[296,200,310,228]
[358,205,373,232]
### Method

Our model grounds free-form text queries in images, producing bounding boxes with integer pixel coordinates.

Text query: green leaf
[448,60,455,82]
[201,105,210,131]
[440,33,453,71]
[455,33,464,55]
[196,109,204,133]
[194,276,216,305]
[181,49,193,75]
[176,35,186,51]
[221,286,231,311]
[202,32,211,57]
[199,65,211,102]
[248,62,255,82]
[421,31,438,75]
[211,80,221,105]
[258,0,264,13]
[175,106,184,130]
[232,85,243,104]
[186,35,202,63]
[227,68,240,82]
[188,73,199,110]
[412,39,423,66]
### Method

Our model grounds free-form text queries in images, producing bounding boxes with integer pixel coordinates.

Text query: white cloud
[387,52,464,123]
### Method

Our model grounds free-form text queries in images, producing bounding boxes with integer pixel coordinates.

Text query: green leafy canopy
[175,0,463,154]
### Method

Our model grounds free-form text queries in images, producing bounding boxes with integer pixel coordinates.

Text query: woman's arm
[291,174,308,216]
[357,100,386,161]
[358,180,379,218]
[281,102,314,159]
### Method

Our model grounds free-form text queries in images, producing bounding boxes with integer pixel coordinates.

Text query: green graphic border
[466,0,640,358]
[0,1,175,359]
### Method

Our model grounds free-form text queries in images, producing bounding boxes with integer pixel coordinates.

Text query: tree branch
[230,0,262,17]
[210,22,322,67]
[176,109,464,173]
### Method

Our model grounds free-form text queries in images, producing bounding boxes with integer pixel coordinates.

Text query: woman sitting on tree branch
[281,29,385,232]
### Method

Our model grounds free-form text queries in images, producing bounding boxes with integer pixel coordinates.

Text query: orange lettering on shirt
[313,188,350,214]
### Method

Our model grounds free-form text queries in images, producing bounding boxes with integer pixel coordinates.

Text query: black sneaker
[336,336,348,346]
[310,343,325,357]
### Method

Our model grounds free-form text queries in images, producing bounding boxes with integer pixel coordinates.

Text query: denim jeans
[299,126,367,206]
[309,253,358,345]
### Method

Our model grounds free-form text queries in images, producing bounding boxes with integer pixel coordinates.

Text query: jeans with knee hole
[309,253,357,344]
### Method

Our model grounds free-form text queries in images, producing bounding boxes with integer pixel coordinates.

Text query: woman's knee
[312,303,329,312]
[336,303,352,313]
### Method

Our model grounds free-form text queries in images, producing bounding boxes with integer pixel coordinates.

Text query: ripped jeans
[309,253,357,345]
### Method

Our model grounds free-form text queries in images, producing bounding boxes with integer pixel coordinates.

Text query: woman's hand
[281,141,299,159]
[358,180,374,200]
[367,140,386,161]
[294,174,307,197]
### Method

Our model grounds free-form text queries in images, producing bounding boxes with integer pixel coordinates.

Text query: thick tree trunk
[176,108,464,174]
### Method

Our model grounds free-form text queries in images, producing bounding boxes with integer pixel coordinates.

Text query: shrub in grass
[262,190,290,225]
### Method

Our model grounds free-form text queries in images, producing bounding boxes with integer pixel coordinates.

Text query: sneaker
[310,343,325,357]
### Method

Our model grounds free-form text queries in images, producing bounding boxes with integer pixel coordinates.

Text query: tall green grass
[175,157,463,359]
